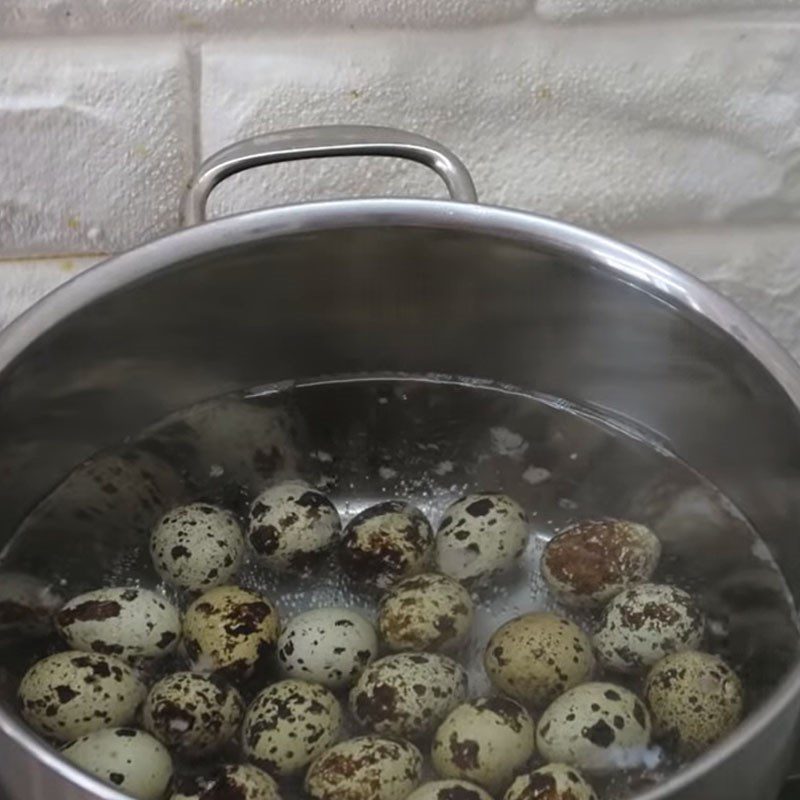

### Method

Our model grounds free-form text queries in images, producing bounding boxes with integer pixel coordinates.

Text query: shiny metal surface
[183,125,478,224]
[1,128,800,800]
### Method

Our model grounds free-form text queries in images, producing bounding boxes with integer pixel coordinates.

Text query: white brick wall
[2,3,800,361]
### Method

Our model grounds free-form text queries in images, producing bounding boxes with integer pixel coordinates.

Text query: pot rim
[1,197,798,800]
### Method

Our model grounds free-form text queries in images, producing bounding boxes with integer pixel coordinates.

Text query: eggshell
[435,494,528,583]
[305,736,423,800]
[484,612,594,708]
[378,573,473,653]
[407,781,493,800]
[19,651,146,742]
[171,764,281,800]
[504,764,598,800]
[278,607,377,690]
[541,520,661,607]
[56,587,180,663]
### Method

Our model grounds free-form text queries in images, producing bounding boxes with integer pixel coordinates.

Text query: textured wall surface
[1,2,800,360]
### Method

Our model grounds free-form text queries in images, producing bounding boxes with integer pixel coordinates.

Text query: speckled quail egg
[182,585,280,679]
[541,519,661,608]
[0,572,62,641]
[248,481,341,574]
[143,671,243,758]
[644,650,743,757]
[56,587,181,663]
[484,612,594,708]
[350,652,468,739]
[171,764,281,800]
[19,650,146,742]
[305,736,423,800]
[339,501,433,590]
[537,683,652,773]
[504,764,598,800]
[278,607,378,690]
[431,696,536,794]
[378,573,474,653]
[62,727,172,800]
[407,780,494,800]
[150,503,244,592]
[593,583,704,674]
[242,679,342,777]
[435,493,528,584]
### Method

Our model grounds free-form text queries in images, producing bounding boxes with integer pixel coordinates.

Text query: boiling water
[1,375,798,799]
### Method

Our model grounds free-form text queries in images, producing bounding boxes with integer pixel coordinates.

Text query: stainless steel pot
[0,126,799,800]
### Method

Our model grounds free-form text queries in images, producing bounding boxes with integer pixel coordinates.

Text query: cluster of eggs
[14,482,744,800]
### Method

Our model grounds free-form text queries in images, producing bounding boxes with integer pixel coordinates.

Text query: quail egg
[150,502,244,592]
[0,572,62,641]
[537,683,652,773]
[182,585,280,679]
[435,493,528,583]
[248,481,341,573]
[305,736,423,800]
[378,573,474,653]
[350,652,468,739]
[143,671,244,758]
[242,679,342,777]
[541,519,661,608]
[339,501,433,590]
[277,607,378,690]
[56,587,181,664]
[19,650,146,742]
[407,781,494,800]
[484,612,594,708]
[62,727,172,800]
[431,696,536,794]
[593,583,705,673]
[644,650,743,757]
[171,764,281,800]
[504,764,598,800]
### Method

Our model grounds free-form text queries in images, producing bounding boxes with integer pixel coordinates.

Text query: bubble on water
[522,465,551,485]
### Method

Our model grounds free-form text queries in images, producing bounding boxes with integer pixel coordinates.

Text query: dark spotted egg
[435,493,528,584]
[536,683,652,774]
[241,679,342,777]
[56,587,181,664]
[170,764,281,800]
[248,481,341,574]
[150,503,244,592]
[18,651,146,742]
[407,781,493,800]
[143,671,244,758]
[350,652,468,739]
[339,501,434,590]
[431,696,536,794]
[503,764,598,800]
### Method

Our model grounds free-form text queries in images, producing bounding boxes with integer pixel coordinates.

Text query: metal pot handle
[183,124,478,225]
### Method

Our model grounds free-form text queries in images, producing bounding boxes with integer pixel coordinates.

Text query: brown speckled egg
[536,683,652,774]
[62,727,172,800]
[305,736,423,800]
[350,652,468,739]
[171,764,281,800]
[504,764,598,800]
[378,573,474,653]
[143,671,243,758]
[407,780,493,800]
[435,494,528,584]
[182,586,280,680]
[644,650,743,757]
[18,651,146,742]
[594,583,705,673]
[431,696,536,794]
[150,503,244,592]
[484,613,594,708]
[242,679,342,777]
[541,520,661,608]
[339,501,433,590]
[248,481,341,574]
[56,587,181,664]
